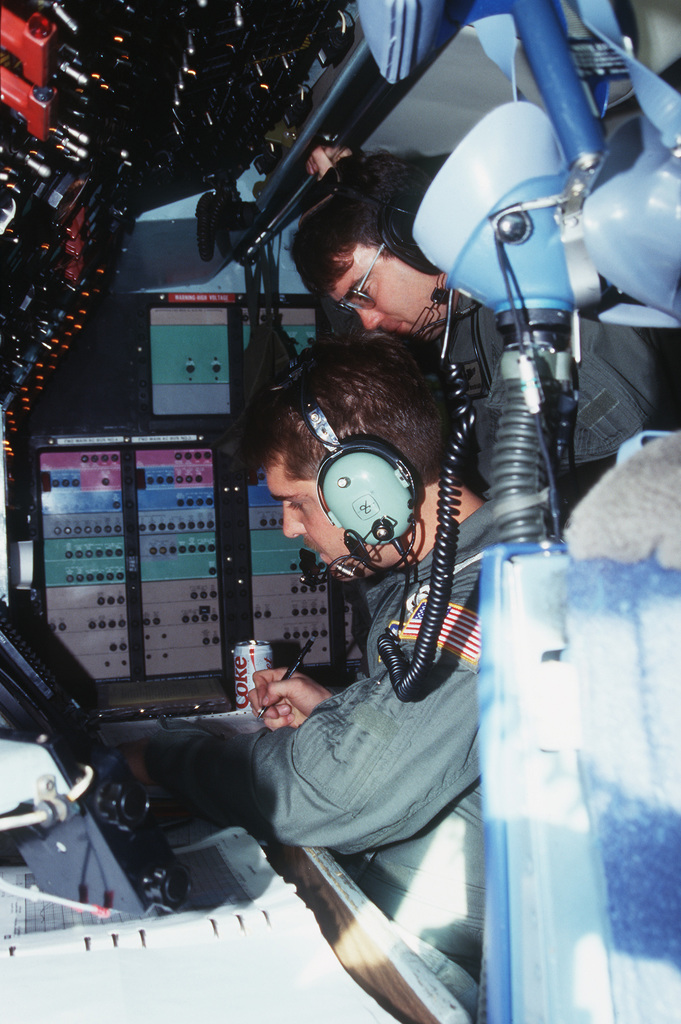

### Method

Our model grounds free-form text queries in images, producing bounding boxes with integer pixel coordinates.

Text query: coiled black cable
[196,188,223,262]
[196,186,255,262]
[377,361,475,702]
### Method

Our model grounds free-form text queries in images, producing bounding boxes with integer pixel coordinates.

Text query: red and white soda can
[233,640,273,709]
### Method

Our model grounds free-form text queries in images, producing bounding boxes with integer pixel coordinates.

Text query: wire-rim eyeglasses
[336,243,385,313]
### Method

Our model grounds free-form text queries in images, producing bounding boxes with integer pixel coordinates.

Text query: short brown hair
[238,331,444,485]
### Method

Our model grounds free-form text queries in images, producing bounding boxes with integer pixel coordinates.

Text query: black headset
[280,353,420,545]
[376,188,440,275]
[301,174,440,276]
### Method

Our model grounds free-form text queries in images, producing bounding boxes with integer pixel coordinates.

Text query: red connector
[0,66,56,140]
[1,8,57,87]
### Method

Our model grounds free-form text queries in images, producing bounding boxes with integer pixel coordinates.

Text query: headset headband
[298,169,440,276]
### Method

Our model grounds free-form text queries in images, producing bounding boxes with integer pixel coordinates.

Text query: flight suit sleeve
[145,646,481,855]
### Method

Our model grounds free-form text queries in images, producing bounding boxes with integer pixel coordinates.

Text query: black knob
[96,781,149,829]
[141,864,191,910]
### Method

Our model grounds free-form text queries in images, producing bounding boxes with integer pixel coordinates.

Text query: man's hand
[305,143,351,179]
[119,738,155,786]
[250,668,332,730]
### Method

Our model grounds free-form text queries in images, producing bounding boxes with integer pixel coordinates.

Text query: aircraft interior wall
[1,2,681,1021]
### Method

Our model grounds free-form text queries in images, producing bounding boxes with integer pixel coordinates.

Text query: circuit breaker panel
[136,447,220,678]
[34,439,231,706]
[249,468,332,663]
[244,305,340,668]
[40,447,129,681]
[0,0,374,712]
[16,295,353,713]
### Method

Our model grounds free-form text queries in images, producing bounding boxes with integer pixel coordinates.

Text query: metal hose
[490,374,548,543]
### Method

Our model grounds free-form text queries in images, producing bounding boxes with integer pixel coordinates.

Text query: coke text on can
[233,640,273,709]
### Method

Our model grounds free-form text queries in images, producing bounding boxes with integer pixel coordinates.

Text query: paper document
[1,826,397,1024]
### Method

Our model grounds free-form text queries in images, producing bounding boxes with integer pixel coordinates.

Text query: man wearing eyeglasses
[292,146,678,500]
[295,147,450,341]
[328,238,450,339]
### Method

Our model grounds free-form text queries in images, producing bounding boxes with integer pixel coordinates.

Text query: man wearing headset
[124,333,495,1016]
[293,145,677,498]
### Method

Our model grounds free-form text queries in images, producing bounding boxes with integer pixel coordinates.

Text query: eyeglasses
[336,243,385,313]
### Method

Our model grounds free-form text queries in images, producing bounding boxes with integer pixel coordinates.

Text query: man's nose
[357,307,385,331]
[282,505,304,538]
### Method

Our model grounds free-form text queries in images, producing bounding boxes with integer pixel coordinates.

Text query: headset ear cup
[378,190,440,275]
[316,443,418,543]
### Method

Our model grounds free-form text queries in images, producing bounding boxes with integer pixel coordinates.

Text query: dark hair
[291,151,431,296]
[238,331,444,485]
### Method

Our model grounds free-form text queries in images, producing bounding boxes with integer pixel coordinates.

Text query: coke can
[233,640,273,709]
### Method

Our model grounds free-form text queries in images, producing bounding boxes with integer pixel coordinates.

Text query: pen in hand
[256,637,315,719]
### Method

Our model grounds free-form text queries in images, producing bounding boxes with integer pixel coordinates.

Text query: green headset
[297,357,420,545]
